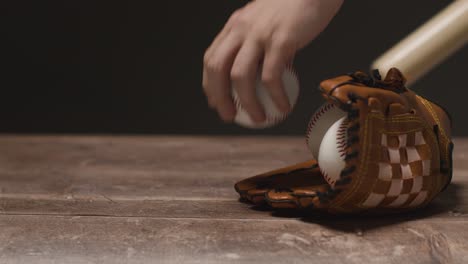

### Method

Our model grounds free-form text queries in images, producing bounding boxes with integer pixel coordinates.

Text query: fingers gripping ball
[232,68,300,129]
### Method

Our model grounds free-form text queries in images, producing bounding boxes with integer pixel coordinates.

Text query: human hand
[203,0,343,123]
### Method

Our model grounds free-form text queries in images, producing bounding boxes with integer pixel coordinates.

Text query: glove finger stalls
[319,69,410,116]
[234,160,322,205]
[265,184,331,209]
[235,174,269,194]
[245,188,270,204]
[235,175,271,204]
[265,189,298,209]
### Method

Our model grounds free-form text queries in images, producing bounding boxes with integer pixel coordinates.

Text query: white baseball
[232,68,299,129]
[317,116,348,187]
[306,103,346,159]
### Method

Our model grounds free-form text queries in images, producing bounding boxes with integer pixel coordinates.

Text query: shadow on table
[249,183,462,232]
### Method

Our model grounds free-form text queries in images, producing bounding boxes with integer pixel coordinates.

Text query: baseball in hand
[232,68,300,129]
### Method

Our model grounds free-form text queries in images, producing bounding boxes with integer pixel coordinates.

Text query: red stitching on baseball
[322,171,336,186]
[306,103,336,145]
[337,118,349,158]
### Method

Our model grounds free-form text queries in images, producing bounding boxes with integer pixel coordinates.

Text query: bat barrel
[372,0,468,86]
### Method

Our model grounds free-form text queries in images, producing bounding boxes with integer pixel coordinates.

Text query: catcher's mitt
[235,68,453,214]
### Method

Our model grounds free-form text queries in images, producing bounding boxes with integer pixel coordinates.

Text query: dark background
[1,0,466,135]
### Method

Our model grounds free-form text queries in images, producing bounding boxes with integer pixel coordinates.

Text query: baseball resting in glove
[235,68,453,214]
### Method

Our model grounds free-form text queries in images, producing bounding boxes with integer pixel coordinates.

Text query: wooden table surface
[0,135,467,264]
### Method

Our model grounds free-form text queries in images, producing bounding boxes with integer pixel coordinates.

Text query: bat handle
[371,0,468,86]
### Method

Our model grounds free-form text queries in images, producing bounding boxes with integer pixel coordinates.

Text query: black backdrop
[1,1,467,135]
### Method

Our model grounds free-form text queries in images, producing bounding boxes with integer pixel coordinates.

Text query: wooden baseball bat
[372,0,468,86]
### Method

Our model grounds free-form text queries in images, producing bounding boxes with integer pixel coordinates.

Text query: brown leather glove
[235,68,453,214]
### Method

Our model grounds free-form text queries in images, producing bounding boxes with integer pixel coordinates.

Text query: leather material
[234,68,453,214]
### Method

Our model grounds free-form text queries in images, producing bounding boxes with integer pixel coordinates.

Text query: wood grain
[0,215,467,264]
[0,135,467,263]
